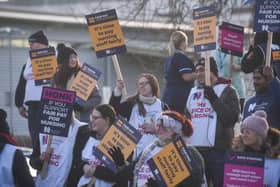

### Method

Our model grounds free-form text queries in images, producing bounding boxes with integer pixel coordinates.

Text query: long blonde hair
[168,30,188,56]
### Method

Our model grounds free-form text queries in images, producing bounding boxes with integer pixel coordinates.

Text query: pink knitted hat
[241,110,269,139]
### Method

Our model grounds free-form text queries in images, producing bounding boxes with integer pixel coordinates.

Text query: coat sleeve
[109,92,132,120]
[29,138,43,170]
[211,86,240,128]
[15,64,26,107]
[13,149,35,187]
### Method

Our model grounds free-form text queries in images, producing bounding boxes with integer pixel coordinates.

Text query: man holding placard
[186,57,240,187]
[22,30,53,148]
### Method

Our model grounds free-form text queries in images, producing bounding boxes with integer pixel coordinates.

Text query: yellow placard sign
[69,63,101,102]
[148,138,191,187]
[193,6,216,52]
[30,47,57,81]
[86,9,126,58]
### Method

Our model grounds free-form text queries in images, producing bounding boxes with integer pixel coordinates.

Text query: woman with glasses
[110,73,168,159]
[65,104,126,187]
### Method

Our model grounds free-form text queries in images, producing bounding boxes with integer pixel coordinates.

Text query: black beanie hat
[56,43,77,65]
[195,56,218,77]
[0,109,10,134]
[28,30,49,46]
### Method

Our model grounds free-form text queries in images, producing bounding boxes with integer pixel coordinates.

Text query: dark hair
[126,73,160,116]
[95,104,116,125]
[195,56,218,77]
[162,110,193,137]
[54,43,80,88]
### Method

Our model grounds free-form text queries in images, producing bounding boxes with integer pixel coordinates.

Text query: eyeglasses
[90,115,103,122]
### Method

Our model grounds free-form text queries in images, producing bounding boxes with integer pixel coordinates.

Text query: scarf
[139,95,157,105]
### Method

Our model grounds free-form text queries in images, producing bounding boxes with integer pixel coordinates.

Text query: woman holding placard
[232,110,280,187]
[110,73,168,159]
[66,104,127,187]
[110,111,205,187]
[162,30,198,113]
[54,43,101,123]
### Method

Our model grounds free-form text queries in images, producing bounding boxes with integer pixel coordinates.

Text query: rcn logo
[193,92,202,100]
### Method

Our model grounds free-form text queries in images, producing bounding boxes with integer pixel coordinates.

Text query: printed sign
[39,87,76,137]
[223,151,265,187]
[147,137,192,187]
[220,22,244,57]
[193,5,216,52]
[254,0,280,32]
[29,47,57,86]
[93,115,142,172]
[69,63,101,105]
[86,9,127,58]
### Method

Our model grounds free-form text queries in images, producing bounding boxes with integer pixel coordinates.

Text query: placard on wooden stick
[193,5,216,86]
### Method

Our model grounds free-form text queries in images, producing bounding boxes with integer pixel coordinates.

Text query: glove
[146,177,159,187]
[107,146,125,166]
[204,86,218,103]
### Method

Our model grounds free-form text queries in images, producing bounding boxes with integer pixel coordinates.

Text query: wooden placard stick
[40,135,53,179]
[265,32,273,66]
[205,51,211,86]
[112,54,127,95]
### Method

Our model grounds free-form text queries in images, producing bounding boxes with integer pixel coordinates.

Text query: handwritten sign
[30,47,57,85]
[193,6,216,52]
[39,87,75,137]
[220,22,244,57]
[147,137,192,187]
[223,151,264,187]
[69,63,101,105]
[254,0,280,32]
[93,115,142,172]
[86,9,127,58]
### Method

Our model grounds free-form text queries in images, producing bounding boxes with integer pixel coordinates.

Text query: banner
[86,9,127,58]
[223,151,265,187]
[39,87,76,137]
[29,47,57,85]
[93,115,142,172]
[193,5,216,52]
[254,0,280,32]
[220,22,244,57]
[69,63,101,105]
[147,137,192,187]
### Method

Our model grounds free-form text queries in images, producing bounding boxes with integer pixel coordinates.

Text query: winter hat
[195,56,218,77]
[56,43,77,65]
[241,110,269,139]
[160,110,193,137]
[0,109,10,134]
[28,30,49,46]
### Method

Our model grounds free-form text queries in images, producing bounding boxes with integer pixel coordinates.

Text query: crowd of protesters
[0,27,279,187]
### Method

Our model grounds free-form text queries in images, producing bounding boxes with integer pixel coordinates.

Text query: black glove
[146,177,159,187]
[107,146,125,166]
[204,86,218,103]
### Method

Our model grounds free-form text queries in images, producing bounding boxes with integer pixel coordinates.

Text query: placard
[223,151,265,187]
[86,9,127,58]
[93,115,142,172]
[69,63,101,105]
[220,22,244,57]
[29,47,57,85]
[39,87,76,137]
[254,0,280,32]
[147,137,192,187]
[193,5,216,52]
